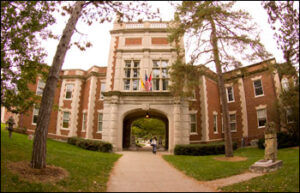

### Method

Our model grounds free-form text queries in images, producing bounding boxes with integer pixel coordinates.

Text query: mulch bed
[7,161,69,183]
[214,156,248,162]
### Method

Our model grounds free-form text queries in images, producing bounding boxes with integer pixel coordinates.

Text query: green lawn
[163,147,299,192]
[1,126,121,192]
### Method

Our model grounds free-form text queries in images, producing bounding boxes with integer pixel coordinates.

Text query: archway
[122,109,169,151]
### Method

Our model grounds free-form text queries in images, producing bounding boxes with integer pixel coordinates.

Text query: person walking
[151,137,157,154]
[6,116,15,138]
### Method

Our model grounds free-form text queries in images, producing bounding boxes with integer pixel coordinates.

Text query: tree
[262,1,299,67]
[1,1,55,114]
[262,1,299,138]
[31,1,159,169]
[131,118,166,140]
[169,1,271,157]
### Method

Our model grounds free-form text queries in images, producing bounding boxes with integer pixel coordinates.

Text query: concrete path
[107,151,216,192]
[106,151,263,192]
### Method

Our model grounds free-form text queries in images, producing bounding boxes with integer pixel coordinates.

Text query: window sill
[190,132,198,135]
[254,94,264,98]
[227,100,235,103]
[64,98,73,100]
[258,126,265,129]
[96,131,102,134]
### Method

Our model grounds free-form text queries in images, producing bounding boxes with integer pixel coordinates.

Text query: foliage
[174,142,238,156]
[1,128,121,192]
[131,118,165,140]
[262,1,299,66]
[168,1,271,157]
[258,131,299,149]
[67,137,113,153]
[1,1,55,114]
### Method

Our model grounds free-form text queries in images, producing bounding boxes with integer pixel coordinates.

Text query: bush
[257,131,299,149]
[174,142,238,156]
[67,137,113,152]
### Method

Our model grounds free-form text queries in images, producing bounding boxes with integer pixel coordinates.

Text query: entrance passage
[123,110,169,151]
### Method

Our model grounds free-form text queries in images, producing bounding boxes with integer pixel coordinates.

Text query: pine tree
[31,1,159,169]
[169,1,271,157]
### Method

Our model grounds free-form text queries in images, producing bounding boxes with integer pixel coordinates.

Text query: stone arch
[122,108,169,150]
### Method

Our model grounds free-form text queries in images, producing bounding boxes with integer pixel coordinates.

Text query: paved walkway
[107,151,263,192]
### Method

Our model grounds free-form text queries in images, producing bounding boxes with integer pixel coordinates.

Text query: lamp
[146,112,150,118]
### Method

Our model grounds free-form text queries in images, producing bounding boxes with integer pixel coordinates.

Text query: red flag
[148,71,152,91]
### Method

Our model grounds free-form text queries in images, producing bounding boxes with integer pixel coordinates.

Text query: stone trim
[86,76,97,139]
[103,91,173,97]
[238,78,249,137]
[200,76,209,141]
[111,36,119,90]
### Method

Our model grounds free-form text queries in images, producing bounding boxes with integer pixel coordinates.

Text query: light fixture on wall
[146,112,150,118]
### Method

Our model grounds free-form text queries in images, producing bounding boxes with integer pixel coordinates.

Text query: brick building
[1,20,285,152]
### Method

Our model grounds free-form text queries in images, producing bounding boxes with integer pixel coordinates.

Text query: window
[65,84,73,99]
[98,113,103,132]
[63,112,70,128]
[256,109,267,128]
[82,113,87,131]
[213,114,218,133]
[190,114,197,133]
[253,79,264,96]
[32,107,39,125]
[152,60,169,91]
[226,86,235,102]
[229,113,237,132]
[286,108,293,123]
[123,60,140,91]
[36,79,45,96]
[100,82,106,100]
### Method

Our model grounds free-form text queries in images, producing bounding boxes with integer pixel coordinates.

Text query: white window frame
[152,59,169,91]
[190,114,197,135]
[97,113,103,133]
[32,107,39,125]
[100,82,106,100]
[253,79,264,97]
[62,112,70,129]
[226,86,235,103]
[213,113,218,134]
[256,108,267,128]
[82,113,87,131]
[36,79,45,96]
[65,84,74,100]
[229,113,237,132]
[123,60,140,91]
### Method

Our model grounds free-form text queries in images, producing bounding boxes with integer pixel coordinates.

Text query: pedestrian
[6,116,15,138]
[151,137,157,154]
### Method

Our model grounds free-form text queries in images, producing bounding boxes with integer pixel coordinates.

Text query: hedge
[174,141,238,156]
[67,137,113,152]
[258,132,299,149]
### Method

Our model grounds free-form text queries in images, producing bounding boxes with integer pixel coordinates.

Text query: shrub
[257,131,299,149]
[174,142,238,156]
[67,137,113,152]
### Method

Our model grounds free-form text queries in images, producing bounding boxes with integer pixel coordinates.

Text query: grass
[1,125,121,192]
[163,147,299,192]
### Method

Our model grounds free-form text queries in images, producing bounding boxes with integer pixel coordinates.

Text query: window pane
[153,60,160,67]
[125,61,131,68]
[133,69,139,78]
[125,69,131,78]
[257,109,266,118]
[162,79,168,90]
[153,69,160,78]
[124,80,130,90]
[230,123,236,131]
[227,87,234,101]
[100,83,106,99]
[213,115,217,132]
[162,69,168,78]
[254,80,263,96]
[153,79,160,90]
[161,60,168,67]
[132,79,139,90]
[98,113,103,132]
[230,114,236,121]
[63,112,69,128]
[258,119,266,127]
[65,84,73,99]
[133,61,140,68]
[190,114,196,122]
[191,123,196,133]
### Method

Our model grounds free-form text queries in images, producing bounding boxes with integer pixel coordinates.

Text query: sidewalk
[106,151,216,192]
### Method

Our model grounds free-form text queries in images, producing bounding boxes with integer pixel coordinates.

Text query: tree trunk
[209,18,234,157]
[31,1,85,169]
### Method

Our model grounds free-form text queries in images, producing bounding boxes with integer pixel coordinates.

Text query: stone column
[110,95,119,151]
[173,97,182,150]
[264,122,277,162]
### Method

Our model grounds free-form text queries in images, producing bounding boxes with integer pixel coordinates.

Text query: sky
[42,1,285,71]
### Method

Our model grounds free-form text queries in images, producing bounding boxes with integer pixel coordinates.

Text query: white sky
[42,1,285,71]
